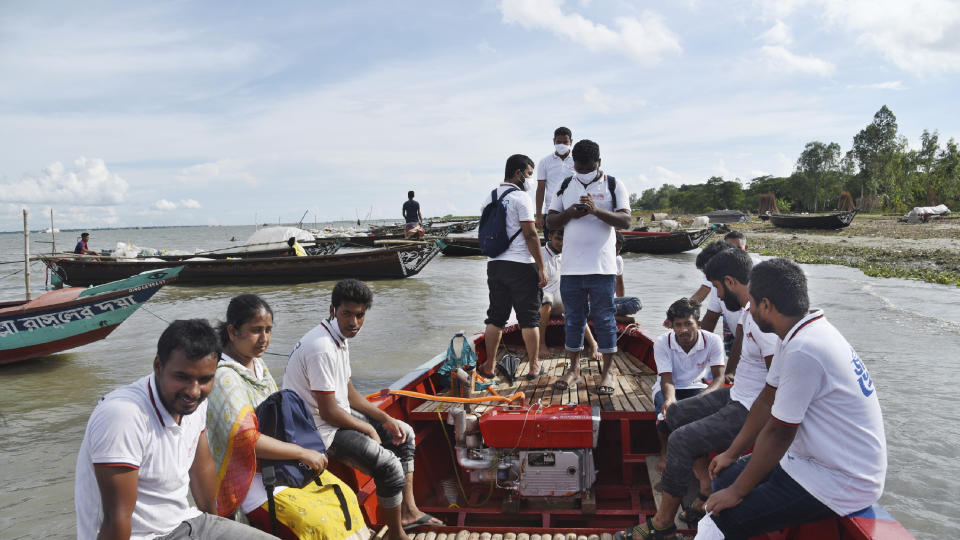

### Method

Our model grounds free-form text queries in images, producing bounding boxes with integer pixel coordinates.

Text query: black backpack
[478,187,521,257]
[255,389,352,534]
[556,175,618,209]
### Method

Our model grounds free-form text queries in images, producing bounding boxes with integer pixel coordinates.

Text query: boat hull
[619,228,714,254]
[0,268,180,364]
[768,210,858,230]
[42,243,440,286]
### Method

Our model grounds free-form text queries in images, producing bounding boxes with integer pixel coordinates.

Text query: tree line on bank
[631,106,960,214]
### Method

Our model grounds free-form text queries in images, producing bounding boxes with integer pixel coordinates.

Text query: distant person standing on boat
[545,139,631,396]
[402,191,423,239]
[74,232,98,255]
[287,236,308,256]
[478,154,548,381]
[697,258,887,540]
[535,126,575,232]
[74,319,274,540]
[283,279,442,540]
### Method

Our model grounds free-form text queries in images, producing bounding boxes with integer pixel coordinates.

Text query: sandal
[524,368,544,380]
[677,492,710,526]
[614,515,677,539]
[595,385,615,396]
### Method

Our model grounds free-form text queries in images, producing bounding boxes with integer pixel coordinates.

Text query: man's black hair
[504,154,535,181]
[749,258,809,316]
[704,247,753,285]
[287,237,296,247]
[218,294,273,347]
[572,139,600,165]
[695,240,731,271]
[666,298,701,322]
[332,279,374,309]
[554,126,572,139]
[157,319,221,366]
[549,227,563,237]
[615,231,624,246]
[724,230,746,242]
[81,232,90,237]
[408,190,415,199]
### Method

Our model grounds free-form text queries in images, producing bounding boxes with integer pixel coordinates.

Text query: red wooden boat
[331,320,915,539]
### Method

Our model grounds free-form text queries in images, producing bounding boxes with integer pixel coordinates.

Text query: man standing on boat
[283,279,442,540]
[478,154,548,381]
[545,139,631,396]
[696,258,887,540]
[535,126,575,232]
[402,190,423,239]
[74,319,274,540]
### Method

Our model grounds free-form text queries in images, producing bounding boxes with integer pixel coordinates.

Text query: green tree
[795,141,843,211]
[851,105,904,204]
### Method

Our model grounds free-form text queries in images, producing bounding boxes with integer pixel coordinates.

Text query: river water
[0,226,957,539]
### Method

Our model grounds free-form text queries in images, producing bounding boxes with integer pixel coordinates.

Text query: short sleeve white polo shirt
[283,319,352,449]
[547,172,630,275]
[537,152,574,213]
[480,183,536,264]
[651,329,725,396]
[706,283,743,330]
[729,306,779,410]
[542,244,561,297]
[75,374,205,540]
[767,310,887,515]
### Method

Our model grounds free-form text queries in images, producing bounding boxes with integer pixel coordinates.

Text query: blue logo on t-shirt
[850,348,874,397]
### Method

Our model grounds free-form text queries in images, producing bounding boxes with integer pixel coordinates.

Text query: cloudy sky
[1,0,959,231]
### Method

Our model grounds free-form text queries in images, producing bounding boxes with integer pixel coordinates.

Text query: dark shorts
[485,260,542,328]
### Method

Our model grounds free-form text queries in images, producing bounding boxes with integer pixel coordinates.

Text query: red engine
[477,404,600,449]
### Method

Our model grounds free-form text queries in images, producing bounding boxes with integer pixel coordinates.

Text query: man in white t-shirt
[545,139,632,396]
[283,280,441,540]
[619,249,777,539]
[537,227,603,363]
[478,154,547,380]
[700,258,887,540]
[75,319,273,540]
[535,126,575,231]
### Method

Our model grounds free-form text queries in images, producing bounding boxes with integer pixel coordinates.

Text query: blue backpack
[255,389,351,533]
[478,187,522,257]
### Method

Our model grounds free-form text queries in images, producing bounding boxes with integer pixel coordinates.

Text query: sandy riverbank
[712,214,960,286]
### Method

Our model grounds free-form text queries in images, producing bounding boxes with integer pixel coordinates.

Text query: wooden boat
[149,240,341,260]
[0,267,181,365]
[40,242,440,287]
[705,209,750,223]
[768,210,858,230]
[619,228,714,254]
[334,320,915,539]
[437,236,547,257]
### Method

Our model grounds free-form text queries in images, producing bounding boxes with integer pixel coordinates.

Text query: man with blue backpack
[477,154,548,381]
[546,139,632,396]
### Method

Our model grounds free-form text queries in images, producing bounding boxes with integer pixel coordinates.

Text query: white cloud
[848,80,905,90]
[177,159,258,185]
[713,159,732,179]
[476,40,497,54]
[760,45,836,76]
[180,198,202,209]
[154,199,177,211]
[652,165,685,184]
[758,20,793,46]
[0,157,128,205]
[499,0,681,64]
[753,0,810,21]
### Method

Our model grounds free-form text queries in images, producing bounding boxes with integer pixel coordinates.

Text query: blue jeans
[614,296,642,316]
[653,387,703,416]
[709,455,836,540]
[560,274,617,353]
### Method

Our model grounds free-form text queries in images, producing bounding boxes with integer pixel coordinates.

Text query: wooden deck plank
[612,353,647,412]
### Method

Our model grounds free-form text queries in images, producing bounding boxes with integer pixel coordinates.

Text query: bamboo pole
[50,209,56,254]
[23,209,31,300]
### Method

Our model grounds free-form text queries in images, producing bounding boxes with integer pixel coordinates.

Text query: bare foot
[584,345,603,364]
[400,511,443,528]
[556,368,581,389]
[538,343,552,359]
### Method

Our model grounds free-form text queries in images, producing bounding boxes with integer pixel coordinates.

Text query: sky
[1,0,959,231]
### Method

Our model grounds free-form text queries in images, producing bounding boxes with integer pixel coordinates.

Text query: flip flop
[524,369,544,380]
[596,385,615,396]
[476,367,496,379]
[402,513,443,531]
[555,376,582,391]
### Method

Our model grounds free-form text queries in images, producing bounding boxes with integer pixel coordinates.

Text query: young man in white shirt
[537,227,603,363]
[283,280,441,540]
[535,126,574,231]
[75,320,273,540]
[478,154,548,380]
[619,249,777,540]
[545,139,632,396]
[699,259,887,540]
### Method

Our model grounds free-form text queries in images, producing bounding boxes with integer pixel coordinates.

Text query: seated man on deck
[74,319,274,540]
[617,248,777,540]
[697,258,887,539]
[74,231,99,256]
[283,279,442,540]
[612,232,642,324]
[537,227,603,363]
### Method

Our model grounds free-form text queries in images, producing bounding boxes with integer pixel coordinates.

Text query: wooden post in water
[23,209,31,301]
[50,209,56,254]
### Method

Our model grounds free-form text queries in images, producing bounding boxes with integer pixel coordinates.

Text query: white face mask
[555,143,571,156]
[574,168,600,183]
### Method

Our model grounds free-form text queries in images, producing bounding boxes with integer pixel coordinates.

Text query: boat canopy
[222,226,315,254]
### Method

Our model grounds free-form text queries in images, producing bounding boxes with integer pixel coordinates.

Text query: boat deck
[411,348,657,417]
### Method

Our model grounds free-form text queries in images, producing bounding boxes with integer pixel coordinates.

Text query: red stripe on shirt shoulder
[770,415,799,427]
[94,462,139,470]
[147,381,166,427]
[788,314,824,341]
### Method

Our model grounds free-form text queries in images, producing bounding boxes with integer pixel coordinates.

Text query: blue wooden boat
[0,267,181,365]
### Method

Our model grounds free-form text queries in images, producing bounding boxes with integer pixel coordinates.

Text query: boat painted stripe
[148,381,166,428]
[846,503,895,521]
[93,462,139,469]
